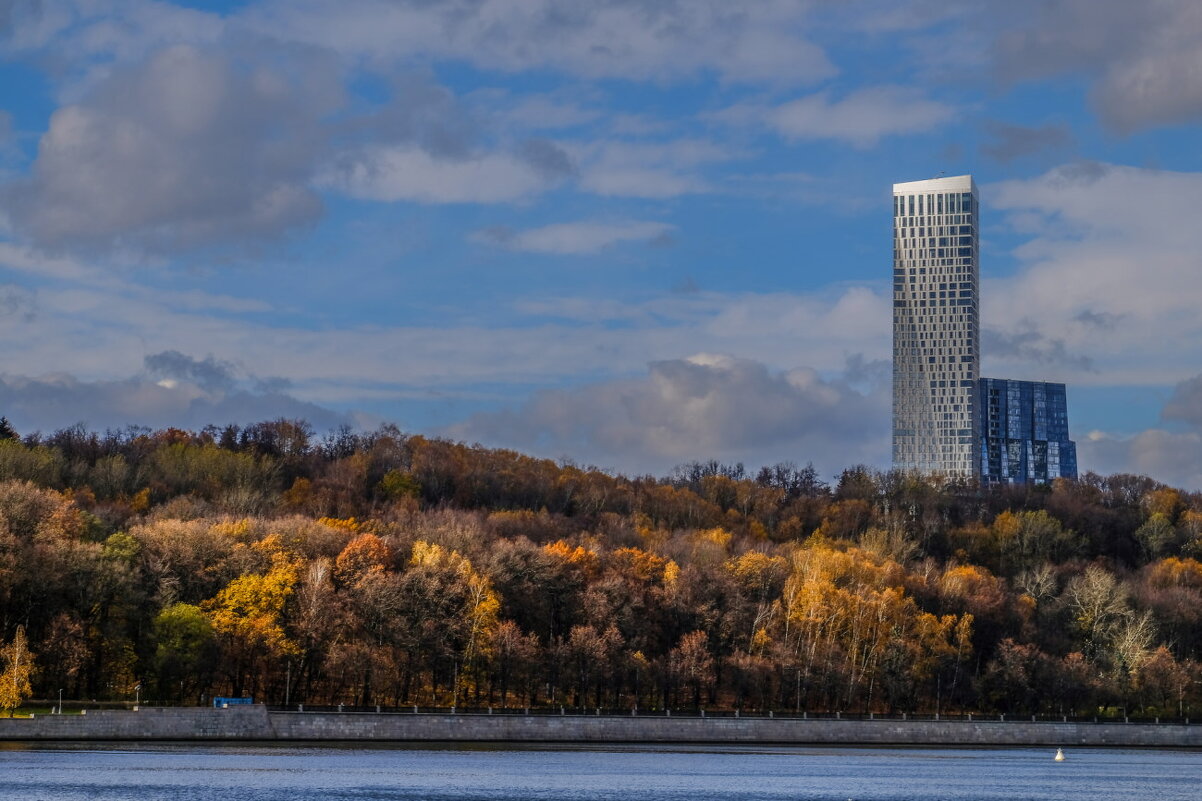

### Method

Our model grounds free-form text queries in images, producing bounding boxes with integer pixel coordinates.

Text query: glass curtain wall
[892,175,981,479]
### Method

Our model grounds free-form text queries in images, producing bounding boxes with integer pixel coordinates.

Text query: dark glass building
[979,378,1077,484]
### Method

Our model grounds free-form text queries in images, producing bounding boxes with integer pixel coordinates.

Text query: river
[0,743,1196,800]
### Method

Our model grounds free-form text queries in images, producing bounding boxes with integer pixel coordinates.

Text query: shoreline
[1,707,1201,748]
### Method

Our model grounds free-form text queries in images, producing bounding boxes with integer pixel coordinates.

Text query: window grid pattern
[892,178,981,478]
[979,378,1078,484]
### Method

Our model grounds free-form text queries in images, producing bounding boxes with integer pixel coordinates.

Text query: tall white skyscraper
[892,175,980,478]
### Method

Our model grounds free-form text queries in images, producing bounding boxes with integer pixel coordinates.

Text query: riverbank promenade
[2,706,1200,747]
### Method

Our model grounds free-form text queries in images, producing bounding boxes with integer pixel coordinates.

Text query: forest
[0,417,1200,719]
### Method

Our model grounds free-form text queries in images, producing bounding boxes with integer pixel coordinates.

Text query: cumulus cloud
[3,41,341,252]
[448,354,888,477]
[992,0,1202,132]
[144,350,237,394]
[319,145,552,204]
[986,163,1202,386]
[239,0,835,85]
[716,86,956,147]
[3,17,563,251]
[473,220,674,255]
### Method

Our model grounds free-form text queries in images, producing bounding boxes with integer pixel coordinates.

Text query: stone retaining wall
[0,706,275,740]
[2,708,1200,747]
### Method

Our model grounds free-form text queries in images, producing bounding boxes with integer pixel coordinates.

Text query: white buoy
[1054,748,1065,762]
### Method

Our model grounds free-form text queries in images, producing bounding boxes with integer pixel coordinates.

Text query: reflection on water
[0,742,1197,800]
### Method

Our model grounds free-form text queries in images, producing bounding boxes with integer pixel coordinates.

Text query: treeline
[0,418,1200,717]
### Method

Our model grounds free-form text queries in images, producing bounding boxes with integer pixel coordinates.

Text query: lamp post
[57,688,63,715]
[135,683,141,709]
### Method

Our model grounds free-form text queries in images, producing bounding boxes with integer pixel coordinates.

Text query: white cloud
[0,238,894,412]
[992,0,1202,132]
[980,165,1202,488]
[3,41,341,252]
[474,220,674,255]
[984,163,1202,387]
[447,353,888,477]
[716,86,956,147]
[1,0,224,73]
[320,145,551,204]
[3,15,554,250]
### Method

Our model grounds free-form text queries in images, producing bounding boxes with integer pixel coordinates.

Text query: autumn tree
[334,533,393,588]
[488,620,540,708]
[0,626,36,716]
[202,549,300,698]
[4,418,1202,717]
[153,603,216,703]
[1136,646,1192,716]
[1064,565,1132,662]
[404,541,500,706]
[670,630,714,708]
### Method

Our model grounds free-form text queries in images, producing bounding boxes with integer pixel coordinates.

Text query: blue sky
[2,0,1202,488]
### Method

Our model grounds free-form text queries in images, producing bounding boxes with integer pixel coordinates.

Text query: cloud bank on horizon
[1,0,1201,487]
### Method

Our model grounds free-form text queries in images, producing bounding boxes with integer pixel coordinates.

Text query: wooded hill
[0,418,1199,717]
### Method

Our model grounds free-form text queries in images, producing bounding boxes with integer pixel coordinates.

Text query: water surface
[0,743,1195,800]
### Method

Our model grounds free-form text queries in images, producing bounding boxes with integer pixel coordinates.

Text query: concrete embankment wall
[0,706,276,740]
[2,707,1201,747]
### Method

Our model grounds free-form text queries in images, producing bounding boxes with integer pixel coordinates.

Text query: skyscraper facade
[891,175,980,478]
[979,378,1078,484]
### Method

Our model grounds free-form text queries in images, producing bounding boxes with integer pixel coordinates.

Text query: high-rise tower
[892,175,980,478]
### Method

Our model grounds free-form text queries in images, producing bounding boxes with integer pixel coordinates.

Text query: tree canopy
[0,420,1199,717]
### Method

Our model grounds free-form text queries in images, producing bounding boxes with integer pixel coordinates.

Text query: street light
[57,688,63,715]
[135,683,141,709]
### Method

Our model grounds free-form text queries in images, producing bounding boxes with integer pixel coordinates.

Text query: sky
[1,0,1201,488]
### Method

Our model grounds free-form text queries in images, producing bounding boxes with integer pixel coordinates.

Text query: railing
[261,705,1194,725]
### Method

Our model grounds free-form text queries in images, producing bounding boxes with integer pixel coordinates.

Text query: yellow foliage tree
[543,540,599,574]
[0,626,36,717]
[780,543,933,710]
[408,541,500,704]
[202,554,300,697]
[1144,488,1183,521]
[1144,556,1202,589]
[318,516,361,533]
[611,547,668,582]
